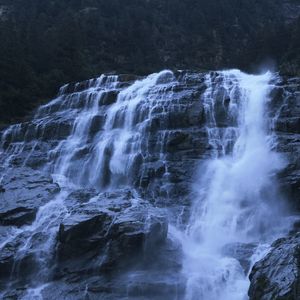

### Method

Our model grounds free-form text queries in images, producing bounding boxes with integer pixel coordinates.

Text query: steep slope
[0,70,299,299]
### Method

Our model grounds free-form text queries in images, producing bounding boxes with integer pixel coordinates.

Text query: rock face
[247,76,300,300]
[249,233,300,300]
[0,70,205,299]
[272,77,300,210]
[0,70,209,220]
[0,70,299,299]
[56,189,168,266]
[51,189,178,300]
[0,167,60,227]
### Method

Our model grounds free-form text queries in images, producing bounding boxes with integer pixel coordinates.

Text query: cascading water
[0,70,180,298]
[0,68,293,300]
[177,70,291,300]
[46,70,175,189]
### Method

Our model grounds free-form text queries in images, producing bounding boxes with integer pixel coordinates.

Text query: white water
[0,69,293,299]
[0,70,177,298]
[48,70,175,189]
[176,70,290,300]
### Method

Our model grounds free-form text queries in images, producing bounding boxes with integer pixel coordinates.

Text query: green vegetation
[0,0,299,125]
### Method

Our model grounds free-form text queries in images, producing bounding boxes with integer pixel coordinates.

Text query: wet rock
[276,117,300,134]
[0,167,60,227]
[66,188,98,205]
[51,213,181,300]
[100,90,119,106]
[0,239,21,278]
[71,145,91,161]
[213,86,231,127]
[166,131,190,152]
[249,233,300,300]
[105,210,167,268]
[58,209,112,259]
[0,71,299,299]
[89,115,105,135]
[1,140,53,169]
[272,80,300,211]
[187,100,205,126]
[269,87,285,112]
[56,189,168,272]
[36,121,69,141]
[1,123,28,146]
[278,167,300,210]
[0,207,36,226]
[0,230,36,281]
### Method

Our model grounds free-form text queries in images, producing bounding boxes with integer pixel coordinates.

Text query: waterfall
[48,70,176,189]
[178,70,290,300]
[0,69,293,299]
[0,70,180,298]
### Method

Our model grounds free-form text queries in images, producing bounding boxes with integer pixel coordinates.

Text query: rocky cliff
[248,76,300,300]
[0,70,299,299]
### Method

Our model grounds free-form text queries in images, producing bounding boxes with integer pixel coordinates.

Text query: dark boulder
[65,188,98,206]
[56,189,168,273]
[0,239,22,279]
[57,206,113,259]
[249,233,300,300]
[99,90,119,106]
[0,207,36,227]
[272,79,300,211]
[166,131,190,152]
[0,230,38,281]
[89,115,105,135]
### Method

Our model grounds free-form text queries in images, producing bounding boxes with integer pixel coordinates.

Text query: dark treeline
[0,0,299,124]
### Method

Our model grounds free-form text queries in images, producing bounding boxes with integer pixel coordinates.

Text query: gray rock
[89,114,105,135]
[56,189,168,272]
[0,230,39,281]
[0,71,299,299]
[271,79,300,211]
[249,233,300,300]
[0,167,60,227]
[99,90,119,106]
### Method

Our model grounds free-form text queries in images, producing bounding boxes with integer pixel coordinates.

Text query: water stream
[0,69,292,299]
[174,70,291,300]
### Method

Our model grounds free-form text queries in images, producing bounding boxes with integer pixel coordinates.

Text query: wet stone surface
[0,71,299,299]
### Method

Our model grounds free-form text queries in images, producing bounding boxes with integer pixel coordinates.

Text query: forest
[0,0,299,125]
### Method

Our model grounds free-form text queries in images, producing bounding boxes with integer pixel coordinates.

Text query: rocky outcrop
[247,77,300,300]
[0,72,204,299]
[50,189,182,300]
[271,77,300,210]
[0,71,209,214]
[0,167,60,227]
[0,71,299,299]
[0,166,60,287]
[56,189,168,267]
[249,233,300,300]
[0,186,179,299]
